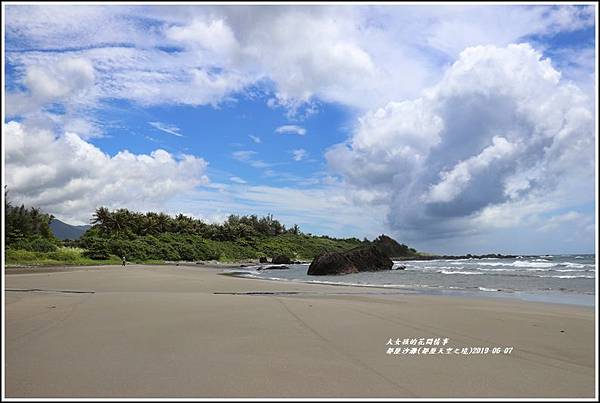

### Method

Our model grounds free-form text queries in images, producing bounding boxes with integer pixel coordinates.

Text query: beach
[4,264,596,398]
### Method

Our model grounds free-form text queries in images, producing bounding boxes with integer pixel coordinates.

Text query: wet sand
[4,264,596,398]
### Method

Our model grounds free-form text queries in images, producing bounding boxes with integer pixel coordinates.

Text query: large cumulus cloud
[5,121,209,224]
[6,5,595,114]
[326,44,595,240]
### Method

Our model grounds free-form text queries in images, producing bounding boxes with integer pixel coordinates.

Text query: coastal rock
[259,257,269,263]
[272,255,292,264]
[307,245,393,276]
[307,253,359,275]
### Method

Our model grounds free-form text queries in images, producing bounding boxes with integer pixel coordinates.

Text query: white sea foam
[300,279,423,289]
[478,287,499,292]
[438,270,483,275]
[554,269,593,272]
[559,262,589,269]
[475,262,508,266]
[235,272,418,290]
[472,260,556,268]
[540,275,595,279]
[476,268,518,272]
[512,261,556,268]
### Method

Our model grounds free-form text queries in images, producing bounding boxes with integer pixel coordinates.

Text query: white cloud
[26,58,94,99]
[231,7,378,107]
[165,17,239,56]
[275,125,306,136]
[536,211,585,232]
[61,117,103,139]
[229,176,247,184]
[248,134,261,143]
[4,121,209,224]
[231,150,274,169]
[292,149,307,161]
[112,67,251,107]
[149,121,184,137]
[4,5,164,50]
[425,136,517,203]
[5,5,596,113]
[326,44,595,241]
[6,57,95,116]
[387,5,595,59]
[231,150,257,161]
[6,45,253,113]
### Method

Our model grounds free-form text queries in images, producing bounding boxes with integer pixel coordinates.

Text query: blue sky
[3,3,597,254]
[92,94,353,187]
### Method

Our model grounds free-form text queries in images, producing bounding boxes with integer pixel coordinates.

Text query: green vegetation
[5,194,418,266]
[372,234,419,258]
[5,190,58,250]
[77,208,367,262]
[5,190,66,266]
[5,247,121,266]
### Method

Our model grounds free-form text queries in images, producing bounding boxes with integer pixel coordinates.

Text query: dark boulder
[307,253,358,275]
[307,245,393,276]
[259,256,269,263]
[272,255,292,264]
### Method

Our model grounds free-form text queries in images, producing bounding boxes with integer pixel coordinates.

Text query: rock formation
[307,245,393,275]
[272,255,292,264]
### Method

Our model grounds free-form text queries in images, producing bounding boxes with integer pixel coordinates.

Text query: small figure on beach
[122,256,126,267]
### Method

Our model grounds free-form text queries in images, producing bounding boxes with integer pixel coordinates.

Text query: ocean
[228,254,596,306]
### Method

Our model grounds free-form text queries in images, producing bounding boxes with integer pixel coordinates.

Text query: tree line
[90,207,303,240]
[5,195,413,263]
[80,207,364,261]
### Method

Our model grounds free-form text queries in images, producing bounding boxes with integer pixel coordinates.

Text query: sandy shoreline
[4,264,596,398]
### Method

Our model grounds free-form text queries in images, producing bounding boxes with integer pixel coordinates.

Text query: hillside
[49,219,91,240]
[372,234,419,258]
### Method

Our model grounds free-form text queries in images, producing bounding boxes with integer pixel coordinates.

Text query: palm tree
[91,207,123,235]
[156,213,171,233]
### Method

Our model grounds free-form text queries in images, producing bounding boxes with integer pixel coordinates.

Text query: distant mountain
[49,219,91,240]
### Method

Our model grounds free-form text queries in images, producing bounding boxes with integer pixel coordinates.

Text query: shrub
[27,237,59,253]
[82,238,111,260]
[196,240,222,260]
[83,245,111,260]
[7,237,58,253]
[173,241,197,261]
[155,243,180,261]
[48,247,86,263]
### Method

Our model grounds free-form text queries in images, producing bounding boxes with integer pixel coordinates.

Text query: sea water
[228,254,596,306]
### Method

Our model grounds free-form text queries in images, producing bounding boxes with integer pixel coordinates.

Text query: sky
[3,3,597,254]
